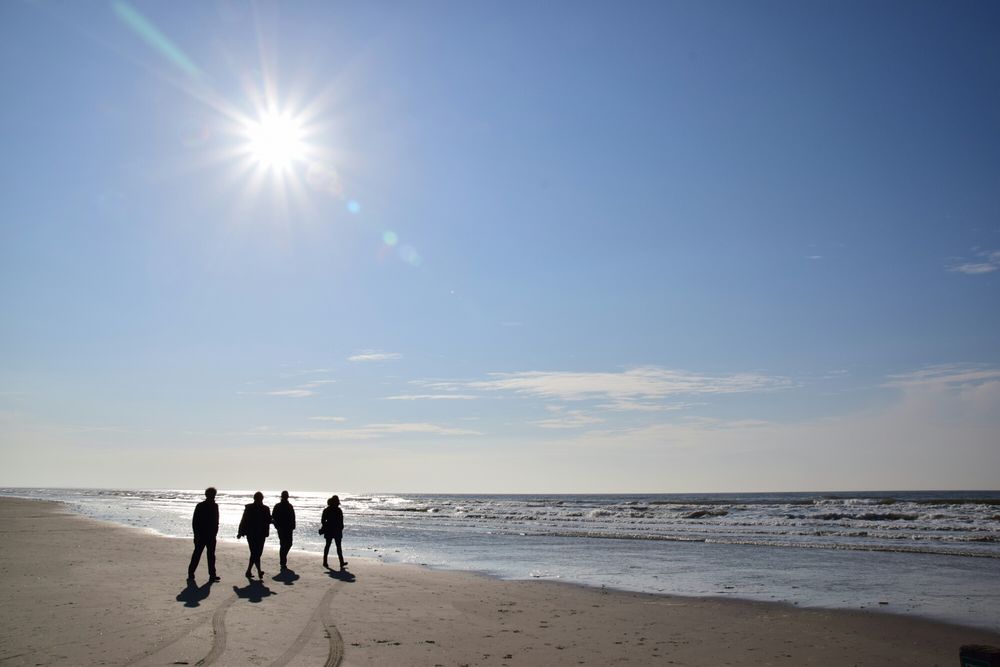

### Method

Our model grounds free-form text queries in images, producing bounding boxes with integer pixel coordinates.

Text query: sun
[244,111,306,169]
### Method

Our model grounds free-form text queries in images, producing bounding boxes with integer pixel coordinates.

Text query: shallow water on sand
[4,487,999,630]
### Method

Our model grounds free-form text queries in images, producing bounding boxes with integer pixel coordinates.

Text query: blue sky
[1,0,998,492]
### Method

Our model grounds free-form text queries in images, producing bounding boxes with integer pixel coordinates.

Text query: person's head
[253,491,263,503]
[205,487,217,499]
[281,490,289,500]
[332,495,340,507]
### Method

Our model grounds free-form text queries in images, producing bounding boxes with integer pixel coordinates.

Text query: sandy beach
[0,497,997,666]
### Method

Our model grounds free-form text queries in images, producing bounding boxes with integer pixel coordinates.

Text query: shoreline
[28,493,996,627]
[20,489,1000,631]
[1,496,998,665]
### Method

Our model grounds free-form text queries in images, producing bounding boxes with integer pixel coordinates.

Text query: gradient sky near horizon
[1,0,998,493]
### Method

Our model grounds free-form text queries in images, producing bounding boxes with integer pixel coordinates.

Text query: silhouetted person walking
[237,491,271,580]
[271,490,296,571]
[187,487,220,581]
[321,495,347,569]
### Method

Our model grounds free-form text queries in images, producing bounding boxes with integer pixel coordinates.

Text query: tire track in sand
[123,595,235,666]
[268,586,343,667]
[320,587,345,667]
[195,595,236,666]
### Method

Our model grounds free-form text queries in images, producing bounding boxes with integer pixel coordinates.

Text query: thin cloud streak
[597,400,693,412]
[883,364,1000,389]
[424,366,792,402]
[533,410,605,429]
[348,350,403,362]
[266,389,316,398]
[261,379,335,398]
[383,394,478,401]
[300,379,337,389]
[287,422,482,440]
[948,249,1000,275]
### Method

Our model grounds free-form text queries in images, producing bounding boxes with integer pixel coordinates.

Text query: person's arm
[237,507,248,539]
[290,506,296,531]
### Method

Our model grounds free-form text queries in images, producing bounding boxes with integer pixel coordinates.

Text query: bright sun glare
[245,111,306,169]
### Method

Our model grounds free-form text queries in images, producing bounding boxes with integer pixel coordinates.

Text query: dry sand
[0,496,997,666]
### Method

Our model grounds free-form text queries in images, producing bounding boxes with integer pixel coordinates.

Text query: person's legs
[245,544,254,578]
[334,534,345,567]
[278,530,292,569]
[250,538,265,576]
[206,537,217,578]
[323,537,332,567]
[188,539,205,578]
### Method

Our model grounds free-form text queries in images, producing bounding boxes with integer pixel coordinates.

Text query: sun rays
[106,1,427,265]
[243,110,307,170]
[216,86,332,220]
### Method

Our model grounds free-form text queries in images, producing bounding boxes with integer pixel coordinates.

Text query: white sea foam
[3,488,999,630]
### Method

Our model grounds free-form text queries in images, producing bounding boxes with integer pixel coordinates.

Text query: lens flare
[398,245,422,267]
[112,1,202,78]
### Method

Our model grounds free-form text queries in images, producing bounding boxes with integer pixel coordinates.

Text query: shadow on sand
[233,580,275,603]
[176,579,215,608]
[272,568,300,586]
[326,567,356,583]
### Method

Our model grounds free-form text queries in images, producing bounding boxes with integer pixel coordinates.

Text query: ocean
[3,488,998,631]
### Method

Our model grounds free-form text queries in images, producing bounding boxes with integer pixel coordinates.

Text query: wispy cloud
[288,422,481,440]
[300,380,337,389]
[883,364,1000,389]
[383,394,478,401]
[308,416,347,422]
[266,389,316,398]
[948,249,1000,275]
[249,375,336,399]
[348,350,402,362]
[533,410,605,429]
[597,399,693,413]
[424,366,791,402]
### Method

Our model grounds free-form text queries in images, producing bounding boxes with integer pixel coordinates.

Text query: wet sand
[0,496,997,666]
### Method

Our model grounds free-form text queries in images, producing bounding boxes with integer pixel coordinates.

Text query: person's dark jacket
[238,503,271,540]
[272,500,296,533]
[192,500,219,539]
[321,506,344,536]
